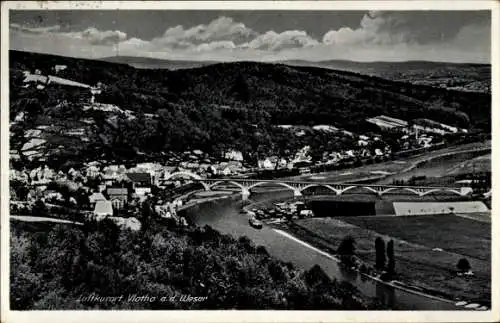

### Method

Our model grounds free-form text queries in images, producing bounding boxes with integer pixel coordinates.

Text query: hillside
[282,60,491,93]
[101,55,215,70]
[98,55,491,93]
[9,50,491,167]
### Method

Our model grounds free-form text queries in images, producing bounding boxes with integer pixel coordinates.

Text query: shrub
[387,239,395,274]
[456,258,471,272]
[375,237,386,270]
[337,236,356,256]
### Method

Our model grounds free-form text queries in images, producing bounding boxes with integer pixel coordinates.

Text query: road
[10,215,83,225]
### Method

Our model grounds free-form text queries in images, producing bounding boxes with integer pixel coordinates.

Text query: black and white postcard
[1,1,498,322]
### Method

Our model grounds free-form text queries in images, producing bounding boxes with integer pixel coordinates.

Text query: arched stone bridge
[163,172,473,201]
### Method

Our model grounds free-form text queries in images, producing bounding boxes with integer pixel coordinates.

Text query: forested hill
[10,50,490,134]
[161,61,490,132]
[9,50,491,164]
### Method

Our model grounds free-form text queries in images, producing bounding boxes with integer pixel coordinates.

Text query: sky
[9,10,491,63]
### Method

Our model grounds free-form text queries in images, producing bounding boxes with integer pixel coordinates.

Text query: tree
[337,236,356,268]
[375,237,386,270]
[337,236,356,256]
[31,200,48,218]
[231,74,250,102]
[456,258,471,273]
[386,239,395,275]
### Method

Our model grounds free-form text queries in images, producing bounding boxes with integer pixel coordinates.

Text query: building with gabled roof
[107,187,128,210]
[89,192,107,204]
[126,172,152,196]
[94,200,113,220]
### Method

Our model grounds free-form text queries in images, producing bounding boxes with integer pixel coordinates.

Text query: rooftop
[94,200,113,215]
[126,172,151,183]
[107,188,128,195]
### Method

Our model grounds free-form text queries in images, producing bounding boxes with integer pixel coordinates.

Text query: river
[181,149,490,310]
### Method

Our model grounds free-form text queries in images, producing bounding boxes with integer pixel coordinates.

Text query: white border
[1,1,499,323]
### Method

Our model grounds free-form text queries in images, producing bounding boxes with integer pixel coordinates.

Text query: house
[360,149,371,158]
[344,150,356,158]
[93,200,113,220]
[358,139,369,147]
[89,192,107,204]
[293,146,312,163]
[85,165,101,178]
[126,172,152,196]
[44,190,63,202]
[224,149,244,161]
[54,64,67,73]
[207,165,218,176]
[97,184,107,193]
[107,188,128,210]
[102,165,127,185]
[258,158,275,170]
[313,125,338,133]
[366,115,408,132]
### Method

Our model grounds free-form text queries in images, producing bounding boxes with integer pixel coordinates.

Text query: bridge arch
[300,184,342,195]
[204,179,246,191]
[247,181,297,192]
[164,171,201,181]
[340,185,389,196]
[403,187,425,196]
[421,188,467,197]
[338,185,358,195]
[447,188,470,196]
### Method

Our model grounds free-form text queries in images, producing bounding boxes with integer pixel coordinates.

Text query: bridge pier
[241,188,250,201]
[200,181,211,191]
[293,189,303,198]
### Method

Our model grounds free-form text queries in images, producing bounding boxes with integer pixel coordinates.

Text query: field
[287,214,491,302]
[341,215,490,261]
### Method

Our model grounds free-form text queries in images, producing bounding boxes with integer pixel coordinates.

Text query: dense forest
[9,50,491,165]
[10,218,377,310]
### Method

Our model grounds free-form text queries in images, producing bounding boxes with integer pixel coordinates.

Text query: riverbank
[278,215,490,307]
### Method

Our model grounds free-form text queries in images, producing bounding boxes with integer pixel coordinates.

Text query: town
[10,64,488,232]
[6,7,493,313]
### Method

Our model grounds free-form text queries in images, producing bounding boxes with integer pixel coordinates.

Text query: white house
[258,158,275,170]
[224,149,244,161]
[345,150,356,158]
[54,64,67,73]
[89,192,107,204]
[85,165,100,178]
[93,200,113,221]
[358,139,369,147]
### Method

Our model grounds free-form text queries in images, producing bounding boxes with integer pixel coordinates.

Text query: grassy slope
[288,215,490,302]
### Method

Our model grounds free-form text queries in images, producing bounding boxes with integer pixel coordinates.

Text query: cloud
[193,40,237,52]
[151,16,256,49]
[10,23,62,34]
[9,23,123,58]
[243,30,319,51]
[322,11,417,46]
[9,13,491,63]
[77,27,127,45]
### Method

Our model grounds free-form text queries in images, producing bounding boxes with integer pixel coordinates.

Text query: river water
[181,151,490,310]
